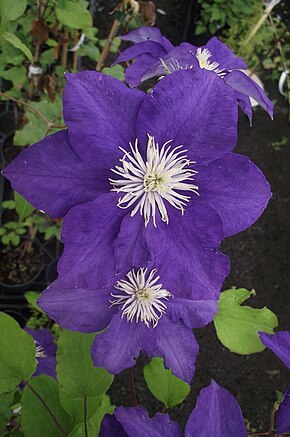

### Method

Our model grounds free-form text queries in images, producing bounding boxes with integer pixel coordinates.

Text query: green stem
[84,395,88,437]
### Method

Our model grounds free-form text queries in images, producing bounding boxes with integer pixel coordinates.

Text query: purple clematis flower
[3,70,271,293]
[115,26,274,123]
[259,331,290,434]
[24,328,57,379]
[99,380,247,437]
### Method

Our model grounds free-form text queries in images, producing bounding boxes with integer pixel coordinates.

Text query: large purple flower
[99,380,247,437]
[24,328,57,379]
[38,263,217,383]
[115,26,274,123]
[259,331,290,434]
[3,70,271,294]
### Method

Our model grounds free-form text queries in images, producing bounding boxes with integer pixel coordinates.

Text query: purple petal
[91,313,156,374]
[185,380,247,437]
[38,282,116,333]
[58,193,125,289]
[145,202,230,300]
[120,27,171,49]
[136,69,238,164]
[224,70,274,119]
[2,130,104,217]
[236,92,253,125]
[204,37,247,70]
[63,71,145,169]
[151,316,199,383]
[35,356,57,380]
[195,153,272,237]
[114,213,150,275]
[114,41,167,64]
[125,54,160,88]
[259,331,290,370]
[114,407,182,437]
[99,414,128,437]
[25,328,56,356]
[166,298,218,328]
[276,385,290,434]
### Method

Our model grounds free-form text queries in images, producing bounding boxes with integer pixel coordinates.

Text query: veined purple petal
[236,92,253,125]
[224,70,274,119]
[195,153,272,237]
[166,298,218,328]
[114,41,167,64]
[125,54,160,88]
[58,193,126,289]
[185,380,247,437]
[38,283,116,333]
[259,331,290,370]
[204,37,247,70]
[99,414,128,437]
[136,69,238,163]
[276,385,290,434]
[151,316,199,383]
[2,130,104,218]
[114,407,182,437]
[145,202,230,301]
[120,27,170,48]
[91,313,156,374]
[63,71,145,169]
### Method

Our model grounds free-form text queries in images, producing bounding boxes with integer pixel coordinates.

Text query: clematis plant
[115,26,274,123]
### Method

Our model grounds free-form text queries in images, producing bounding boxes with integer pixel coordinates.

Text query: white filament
[195,48,225,76]
[110,268,172,328]
[109,135,199,227]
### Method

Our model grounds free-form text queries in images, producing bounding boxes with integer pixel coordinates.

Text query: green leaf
[214,288,279,354]
[0,66,27,87]
[22,375,73,437]
[79,43,100,62]
[68,395,114,437]
[56,1,92,30]
[2,32,33,63]
[143,357,190,408]
[57,330,114,399]
[24,291,43,312]
[103,65,124,81]
[0,312,36,393]
[0,390,15,434]
[1,200,16,210]
[14,192,35,220]
[11,234,20,246]
[0,0,27,29]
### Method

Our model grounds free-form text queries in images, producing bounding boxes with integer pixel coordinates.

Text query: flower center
[110,268,172,328]
[109,135,199,227]
[195,48,225,76]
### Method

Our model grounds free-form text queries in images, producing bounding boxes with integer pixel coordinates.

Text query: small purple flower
[38,265,217,383]
[3,70,271,297]
[24,328,57,379]
[99,380,247,437]
[115,26,274,123]
[259,332,290,434]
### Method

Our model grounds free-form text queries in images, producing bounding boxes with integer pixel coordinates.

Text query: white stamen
[109,135,199,227]
[110,268,172,328]
[195,48,225,76]
[35,344,46,359]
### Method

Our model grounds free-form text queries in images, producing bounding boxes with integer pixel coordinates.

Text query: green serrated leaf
[143,357,190,408]
[22,375,73,437]
[2,32,33,63]
[14,192,35,220]
[0,312,36,393]
[214,288,279,354]
[57,330,114,399]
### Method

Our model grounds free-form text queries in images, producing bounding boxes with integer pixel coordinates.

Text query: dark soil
[0,241,43,286]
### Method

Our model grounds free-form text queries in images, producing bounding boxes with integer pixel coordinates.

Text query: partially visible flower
[3,70,271,296]
[38,264,218,383]
[99,380,248,437]
[259,331,290,435]
[24,328,57,379]
[115,26,274,123]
